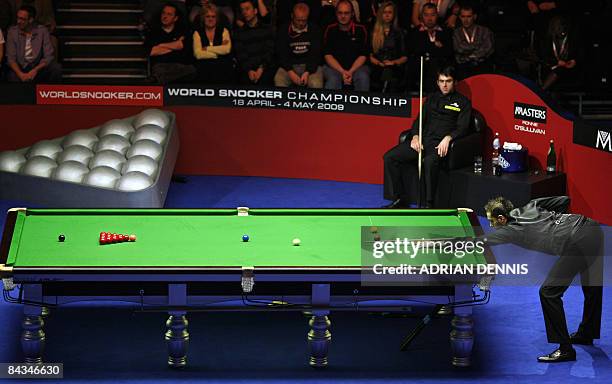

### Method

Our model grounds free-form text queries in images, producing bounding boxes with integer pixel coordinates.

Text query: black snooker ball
[58,234,65,242]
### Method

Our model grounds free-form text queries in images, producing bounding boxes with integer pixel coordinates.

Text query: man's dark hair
[485,197,514,219]
[162,2,179,17]
[239,0,257,8]
[459,4,476,14]
[437,66,456,80]
[19,5,36,20]
[422,3,438,14]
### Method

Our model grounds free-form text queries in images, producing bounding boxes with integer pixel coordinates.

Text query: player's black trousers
[383,140,443,204]
[539,221,604,344]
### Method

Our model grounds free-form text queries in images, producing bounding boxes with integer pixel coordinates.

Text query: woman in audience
[369,1,407,92]
[192,3,234,83]
[189,0,233,28]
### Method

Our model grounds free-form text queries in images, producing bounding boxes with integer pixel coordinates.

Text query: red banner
[36,85,163,106]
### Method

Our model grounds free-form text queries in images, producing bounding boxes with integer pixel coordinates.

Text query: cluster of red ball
[99,232,137,245]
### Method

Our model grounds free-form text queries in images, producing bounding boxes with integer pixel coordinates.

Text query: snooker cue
[417,56,424,207]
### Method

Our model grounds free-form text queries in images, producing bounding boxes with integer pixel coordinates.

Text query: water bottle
[546,140,556,174]
[492,132,500,175]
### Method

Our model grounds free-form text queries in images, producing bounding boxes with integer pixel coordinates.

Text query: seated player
[382,66,471,208]
[484,196,603,363]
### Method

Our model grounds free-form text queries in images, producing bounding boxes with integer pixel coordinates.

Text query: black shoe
[570,332,593,345]
[382,199,408,209]
[537,348,576,363]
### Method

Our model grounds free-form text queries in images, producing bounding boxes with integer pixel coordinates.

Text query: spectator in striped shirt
[5,5,61,83]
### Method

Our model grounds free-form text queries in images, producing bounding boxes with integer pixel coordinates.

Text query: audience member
[411,0,458,29]
[323,0,369,91]
[321,0,360,26]
[275,3,323,88]
[233,0,275,85]
[143,0,188,30]
[369,1,406,92]
[452,4,494,79]
[276,0,321,27]
[538,14,580,90]
[407,2,452,92]
[189,0,233,28]
[5,5,61,82]
[236,0,270,26]
[145,3,197,84]
[16,0,58,61]
[192,3,233,83]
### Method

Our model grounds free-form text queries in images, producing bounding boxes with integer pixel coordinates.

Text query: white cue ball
[0,151,27,172]
[292,238,301,246]
[133,109,170,129]
[99,119,135,139]
[58,145,94,165]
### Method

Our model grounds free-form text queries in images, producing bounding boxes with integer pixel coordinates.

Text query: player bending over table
[382,66,472,208]
[484,196,604,363]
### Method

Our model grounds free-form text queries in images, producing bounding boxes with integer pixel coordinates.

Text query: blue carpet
[0,176,610,384]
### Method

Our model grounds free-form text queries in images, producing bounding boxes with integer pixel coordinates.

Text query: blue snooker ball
[242,235,250,242]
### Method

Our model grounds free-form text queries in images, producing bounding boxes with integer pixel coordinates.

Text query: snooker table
[0,207,495,368]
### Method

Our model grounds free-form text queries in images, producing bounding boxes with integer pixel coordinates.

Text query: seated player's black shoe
[537,347,576,363]
[570,332,593,345]
[382,199,408,209]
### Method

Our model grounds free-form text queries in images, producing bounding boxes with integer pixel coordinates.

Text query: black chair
[397,109,487,207]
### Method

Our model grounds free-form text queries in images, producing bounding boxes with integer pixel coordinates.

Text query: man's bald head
[292,2,310,29]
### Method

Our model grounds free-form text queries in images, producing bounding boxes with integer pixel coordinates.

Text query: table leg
[21,285,45,364]
[165,313,189,368]
[307,284,331,368]
[450,284,474,367]
[166,284,188,368]
[308,313,331,367]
